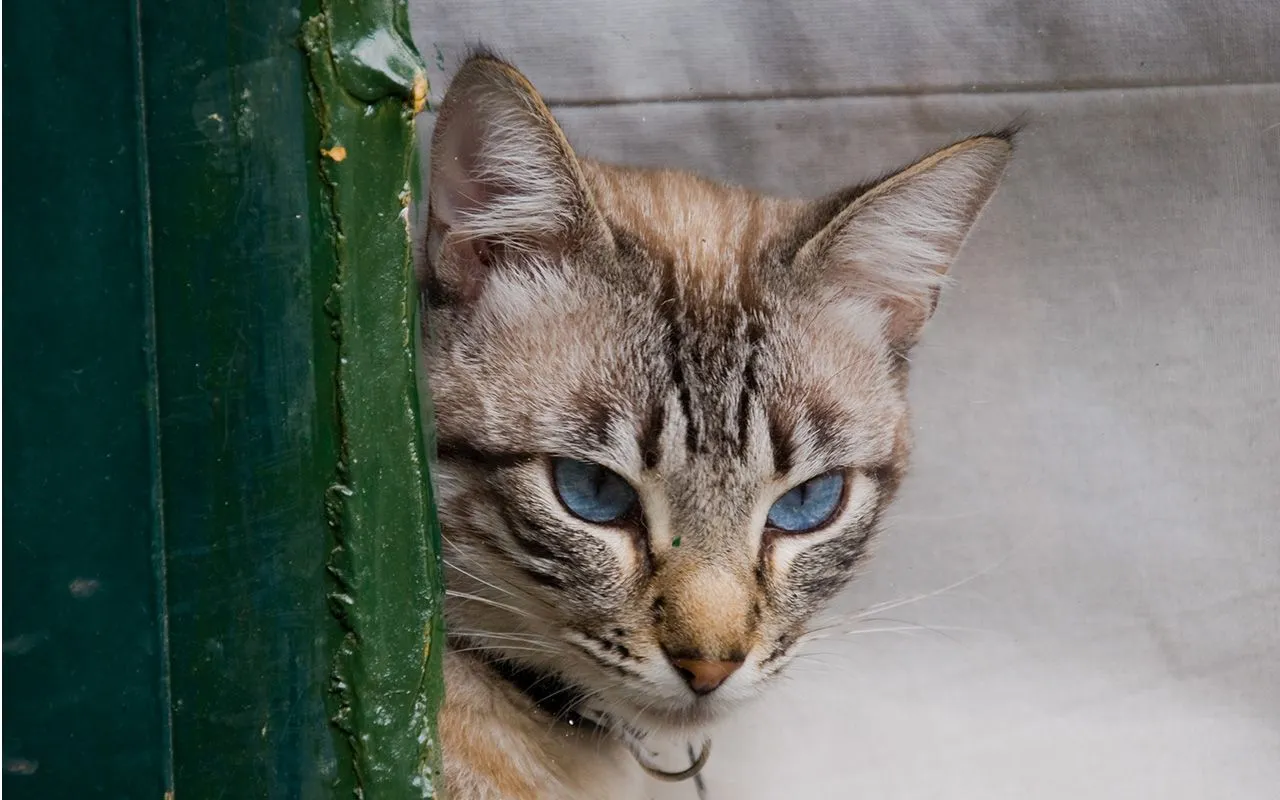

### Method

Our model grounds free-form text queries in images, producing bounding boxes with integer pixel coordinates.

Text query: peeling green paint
[303,6,445,798]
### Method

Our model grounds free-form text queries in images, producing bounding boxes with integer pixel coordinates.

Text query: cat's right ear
[424,56,608,306]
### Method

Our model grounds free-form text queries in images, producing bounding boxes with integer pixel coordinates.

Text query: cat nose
[669,656,744,694]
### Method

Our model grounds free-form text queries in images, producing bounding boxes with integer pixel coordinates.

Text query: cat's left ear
[796,134,1013,349]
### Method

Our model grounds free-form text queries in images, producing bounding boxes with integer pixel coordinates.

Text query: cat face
[421,55,1010,733]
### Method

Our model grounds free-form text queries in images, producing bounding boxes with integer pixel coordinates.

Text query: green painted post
[303,2,447,795]
[3,0,445,797]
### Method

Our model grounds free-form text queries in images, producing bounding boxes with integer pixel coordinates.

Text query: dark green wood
[3,2,172,796]
[4,0,443,796]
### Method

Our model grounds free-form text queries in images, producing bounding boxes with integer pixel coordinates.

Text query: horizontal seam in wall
[543,79,1280,109]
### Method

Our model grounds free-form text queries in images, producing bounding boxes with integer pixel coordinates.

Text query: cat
[418,51,1012,799]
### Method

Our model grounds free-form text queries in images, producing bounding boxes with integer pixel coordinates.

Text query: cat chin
[609,691,743,737]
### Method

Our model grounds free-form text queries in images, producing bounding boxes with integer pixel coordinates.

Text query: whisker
[540,678,633,740]
[446,590,534,618]
[804,619,991,645]
[819,554,1013,631]
[444,558,523,600]
[842,626,947,638]
[450,629,556,645]
[450,644,559,656]
[850,617,990,638]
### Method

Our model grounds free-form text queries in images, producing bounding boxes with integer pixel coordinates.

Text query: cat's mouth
[592,669,762,736]
[569,643,793,736]
[457,626,774,740]
[479,651,741,735]
[615,692,730,731]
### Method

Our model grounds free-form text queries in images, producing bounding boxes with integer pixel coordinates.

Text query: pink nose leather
[672,658,743,694]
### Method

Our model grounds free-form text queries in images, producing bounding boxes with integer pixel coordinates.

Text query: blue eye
[551,458,638,524]
[767,471,846,532]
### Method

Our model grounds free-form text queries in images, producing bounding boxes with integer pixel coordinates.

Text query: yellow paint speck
[412,72,428,114]
[322,146,347,162]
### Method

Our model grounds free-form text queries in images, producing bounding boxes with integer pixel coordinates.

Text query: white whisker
[451,644,559,656]
[446,590,535,618]
[452,629,557,645]
[444,558,523,600]
[827,554,1013,628]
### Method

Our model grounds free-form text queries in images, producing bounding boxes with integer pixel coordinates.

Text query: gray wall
[410,2,1280,797]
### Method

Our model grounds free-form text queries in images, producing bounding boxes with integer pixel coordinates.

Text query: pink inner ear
[431,109,490,229]
[427,105,498,305]
[445,234,490,304]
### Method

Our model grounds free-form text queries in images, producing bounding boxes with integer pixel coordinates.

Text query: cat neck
[450,635,613,736]
[437,649,648,798]
[448,638,713,793]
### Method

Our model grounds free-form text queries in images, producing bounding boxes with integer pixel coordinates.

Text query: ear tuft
[802,135,1012,347]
